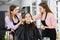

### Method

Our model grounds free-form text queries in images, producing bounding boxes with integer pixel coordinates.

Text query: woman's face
[11,7,19,15]
[25,14,32,23]
[39,6,45,13]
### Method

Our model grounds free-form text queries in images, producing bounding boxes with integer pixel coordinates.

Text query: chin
[26,21,30,22]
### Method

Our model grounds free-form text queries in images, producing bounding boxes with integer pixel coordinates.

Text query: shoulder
[5,16,11,21]
[5,16,9,20]
[47,12,55,18]
[47,12,56,21]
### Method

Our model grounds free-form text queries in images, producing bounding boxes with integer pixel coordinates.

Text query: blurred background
[0,0,60,40]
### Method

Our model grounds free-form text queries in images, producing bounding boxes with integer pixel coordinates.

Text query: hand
[21,19,25,22]
[19,19,25,24]
[41,25,45,30]
[10,29,14,33]
[32,16,36,22]
[17,19,25,27]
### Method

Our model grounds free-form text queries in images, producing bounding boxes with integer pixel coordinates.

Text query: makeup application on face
[25,13,32,23]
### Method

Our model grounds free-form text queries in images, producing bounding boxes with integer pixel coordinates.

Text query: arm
[33,13,41,21]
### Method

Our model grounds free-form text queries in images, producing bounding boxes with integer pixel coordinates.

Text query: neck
[43,11,46,14]
[12,14,16,19]
[42,12,46,16]
[26,22,30,24]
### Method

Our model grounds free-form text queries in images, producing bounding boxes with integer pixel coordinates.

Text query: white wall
[49,0,56,16]
[20,0,32,15]
[0,0,21,11]
[57,1,60,31]
[36,0,41,28]
[21,0,31,7]
[0,5,9,11]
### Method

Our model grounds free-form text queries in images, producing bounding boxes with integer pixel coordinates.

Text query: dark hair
[24,13,32,18]
[39,2,53,19]
[9,5,17,21]
[24,13,36,29]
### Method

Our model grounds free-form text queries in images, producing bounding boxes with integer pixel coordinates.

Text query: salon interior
[0,0,60,40]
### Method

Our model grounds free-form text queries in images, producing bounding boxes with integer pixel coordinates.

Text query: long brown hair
[8,5,17,21]
[24,13,36,30]
[39,2,53,19]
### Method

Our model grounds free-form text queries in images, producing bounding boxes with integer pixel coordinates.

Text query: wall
[49,0,56,16]
[0,0,21,11]
[21,0,31,7]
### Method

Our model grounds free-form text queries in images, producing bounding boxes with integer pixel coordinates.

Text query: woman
[33,2,56,40]
[5,5,24,40]
[17,13,42,40]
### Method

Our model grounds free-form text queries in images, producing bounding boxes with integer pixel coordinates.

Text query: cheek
[25,18,28,21]
[25,18,27,21]
[39,9,42,12]
[39,8,42,12]
[40,9,44,13]
[16,10,19,13]
[14,11,18,15]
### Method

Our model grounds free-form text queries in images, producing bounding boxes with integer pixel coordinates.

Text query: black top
[24,23,41,40]
[41,13,48,26]
[15,23,42,40]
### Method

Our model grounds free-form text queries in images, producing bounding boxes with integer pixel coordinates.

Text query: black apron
[41,13,56,40]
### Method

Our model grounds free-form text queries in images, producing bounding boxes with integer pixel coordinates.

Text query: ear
[11,11,13,13]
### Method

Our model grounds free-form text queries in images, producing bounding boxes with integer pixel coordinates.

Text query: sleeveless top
[41,13,47,26]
